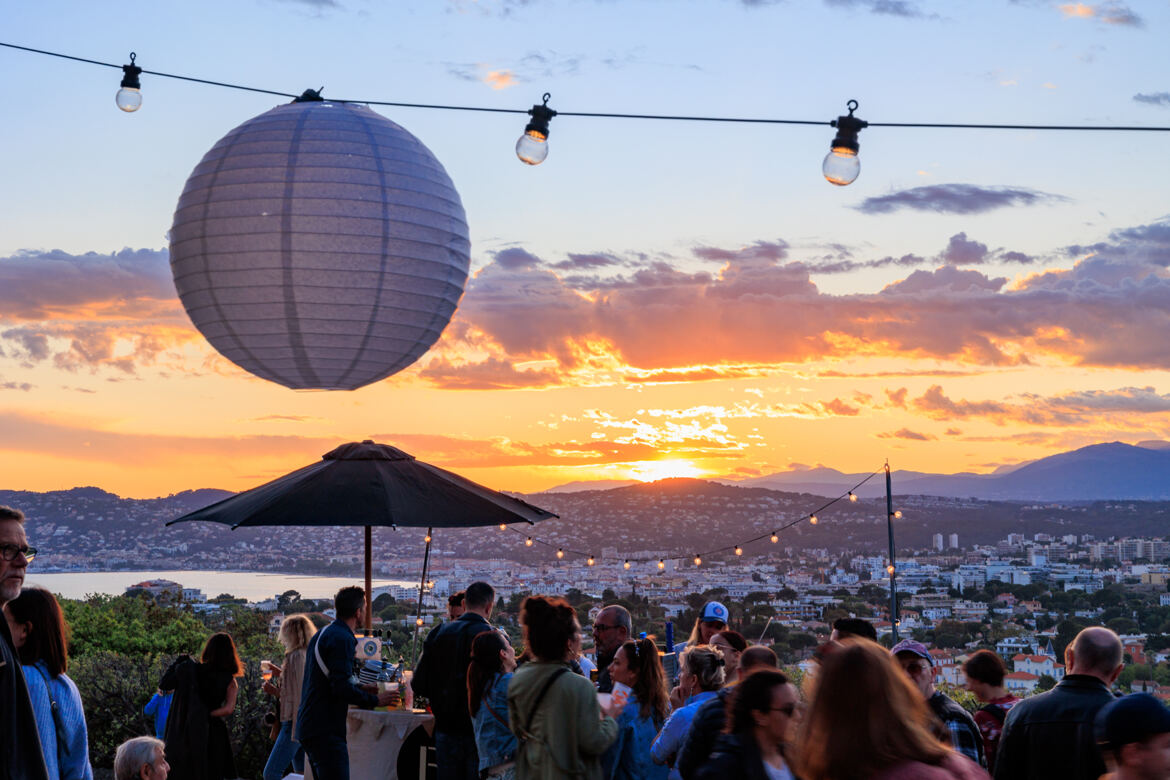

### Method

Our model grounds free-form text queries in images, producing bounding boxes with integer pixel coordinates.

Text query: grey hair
[599,605,632,635]
[114,737,164,780]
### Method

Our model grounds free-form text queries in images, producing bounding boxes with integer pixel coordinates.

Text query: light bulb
[693,555,702,566]
[658,559,666,570]
[525,536,534,547]
[894,510,903,519]
[810,515,818,525]
[887,564,896,575]
[515,131,549,166]
[117,53,143,113]
[415,617,424,626]
[770,532,779,544]
[735,546,743,556]
[822,148,860,186]
[499,524,506,531]
[116,88,142,113]
[424,534,431,544]
[587,556,595,566]
[623,560,631,570]
[556,548,564,559]
[849,492,858,502]
[516,93,556,166]
[822,100,867,186]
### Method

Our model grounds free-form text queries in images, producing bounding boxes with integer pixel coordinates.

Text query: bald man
[994,626,1124,780]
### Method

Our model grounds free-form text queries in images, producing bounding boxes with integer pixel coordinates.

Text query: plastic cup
[260,660,273,681]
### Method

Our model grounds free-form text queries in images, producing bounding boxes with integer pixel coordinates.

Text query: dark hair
[449,591,466,608]
[618,638,670,724]
[0,506,25,523]
[715,630,748,653]
[963,649,1006,686]
[201,632,244,677]
[465,582,495,611]
[796,639,948,780]
[334,586,365,620]
[467,631,508,716]
[740,646,779,672]
[520,595,578,661]
[833,617,878,642]
[727,668,790,734]
[7,586,68,677]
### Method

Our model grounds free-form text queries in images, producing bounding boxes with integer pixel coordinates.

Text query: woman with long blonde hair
[796,639,988,780]
[263,614,317,780]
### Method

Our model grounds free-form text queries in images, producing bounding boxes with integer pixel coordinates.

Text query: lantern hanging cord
[5,41,1170,132]
[500,466,884,566]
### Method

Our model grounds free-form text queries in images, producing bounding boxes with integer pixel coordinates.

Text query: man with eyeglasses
[0,504,50,780]
[892,638,984,768]
[591,605,631,694]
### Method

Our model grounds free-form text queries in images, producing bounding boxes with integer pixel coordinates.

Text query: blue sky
[3,0,1170,496]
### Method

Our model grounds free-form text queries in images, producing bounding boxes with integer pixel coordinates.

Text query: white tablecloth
[305,709,435,780]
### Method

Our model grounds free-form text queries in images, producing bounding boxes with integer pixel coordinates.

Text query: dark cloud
[800,253,926,274]
[1098,2,1143,26]
[1,381,33,392]
[1134,92,1170,107]
[939,232,991,266]
[886,387,908,408]
[877,428,935,441]
[822,0,927,17]
[855,184,1068,215]
[548,253,623,270]
[911,385,1170,427]
[881,266,1007,294]
[0,248,175,321]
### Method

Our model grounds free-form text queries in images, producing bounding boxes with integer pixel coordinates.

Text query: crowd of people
[4,503,1170,780]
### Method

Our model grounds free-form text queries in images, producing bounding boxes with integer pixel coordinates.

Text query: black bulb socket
[525,99,557,140]
[120,63,142,90]
[830,112,867,154]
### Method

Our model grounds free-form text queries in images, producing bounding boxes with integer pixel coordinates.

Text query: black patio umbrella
[168,439,556,630]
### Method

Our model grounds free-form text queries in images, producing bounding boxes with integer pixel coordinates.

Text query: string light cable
[5,42,1170,179]
[497,467,888,568]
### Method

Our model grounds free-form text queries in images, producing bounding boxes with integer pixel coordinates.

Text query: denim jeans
[264,720,305,780]
[435,731,479,780]
[302,734,349,780]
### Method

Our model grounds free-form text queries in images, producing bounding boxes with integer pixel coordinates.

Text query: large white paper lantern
[169,100,470,390]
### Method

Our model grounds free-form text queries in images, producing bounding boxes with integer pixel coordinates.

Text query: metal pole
[411,527,434,667]
[885,461,899,643]
[364,526,373,632]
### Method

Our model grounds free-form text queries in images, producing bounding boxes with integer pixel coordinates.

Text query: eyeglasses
[769,703,799,717]
[593,624,620,633]
[0,544,36,563]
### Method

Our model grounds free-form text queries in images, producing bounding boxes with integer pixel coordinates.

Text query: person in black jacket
[411,581,496,780]
[677,646,778,780]
[695,669,799,780]
[0,505,49,780]
[297,587,398,780]
[994,626,1123,780]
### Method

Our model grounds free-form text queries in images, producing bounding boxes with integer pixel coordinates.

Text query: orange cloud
[483,70,518,90]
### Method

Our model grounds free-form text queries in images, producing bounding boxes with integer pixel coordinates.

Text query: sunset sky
[2,0,1170,498]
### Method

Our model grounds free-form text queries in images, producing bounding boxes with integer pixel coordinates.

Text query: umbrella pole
[365,526,373,632]
[411,527,434,667]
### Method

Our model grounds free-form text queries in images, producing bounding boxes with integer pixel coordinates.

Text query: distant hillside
[728,442,1170,501]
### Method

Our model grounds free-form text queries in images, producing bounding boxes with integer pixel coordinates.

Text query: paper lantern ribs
[169,101,470,390]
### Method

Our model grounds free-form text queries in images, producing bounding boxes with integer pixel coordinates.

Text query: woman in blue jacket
[469,630,519,780]
[603,637,671,780]
[4,586,93,780]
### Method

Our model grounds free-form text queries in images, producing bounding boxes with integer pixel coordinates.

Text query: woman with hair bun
[508,595,617,780]
[651,645,724,780]
[603,637,671,780]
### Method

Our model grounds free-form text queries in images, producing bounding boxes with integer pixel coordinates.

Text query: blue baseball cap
[891,639,933,666]
[700,601,729,623]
